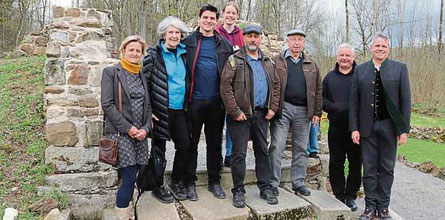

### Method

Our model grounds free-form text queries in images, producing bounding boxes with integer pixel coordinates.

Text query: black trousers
[229,109,272,192]
[361,119,397,211]
[328,124,362,201]
[187,98,225,185]
[153,109,191,184]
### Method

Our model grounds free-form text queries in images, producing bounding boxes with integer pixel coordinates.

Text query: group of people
[100,2,411,220]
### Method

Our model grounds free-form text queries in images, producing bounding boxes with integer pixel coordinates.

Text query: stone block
[33,47,47,55]
[45,86,65,94]
[50,20,70,30]
[75,30,105,43]
[319,154,329,177]
[3,208,19,220]
[78,96,99,108]
[69,18,102,28]
[245,185,313,220]
[46,171,117,193]
[65,107,99,118]
[50,31,69,43]
[296,189,351,220]
[46,106,65,120]
[11,50,26,58]
[67,64,90,85]
[66,8,81,17]
[68,87,93,95]
[69,41,107,60]
[46,42,61,57]
[307,158,322,178]
[45,58,65,85]
[86,120,102,146]
[89,64,104,87]
[68,31,77,42]
[20,43,35,55]
[53,6,65,18]
[68,191,116,220]
[179,186,249,220]
[45,146,108,172]
[46,121,78,146]
[35,36,49,47]
[43,208,71,220]
[101,209,115,220]
[136,192,181,220]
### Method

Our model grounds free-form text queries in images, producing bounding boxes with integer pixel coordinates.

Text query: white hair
[157,16,190,39]
[337,43,355,55]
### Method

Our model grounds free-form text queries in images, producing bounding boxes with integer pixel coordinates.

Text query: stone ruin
[40,6,119,219]
[29,6,330,219]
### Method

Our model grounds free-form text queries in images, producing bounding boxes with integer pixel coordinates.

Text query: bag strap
[116,79,123,137]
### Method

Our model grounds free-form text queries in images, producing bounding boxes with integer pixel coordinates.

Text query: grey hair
[337,43,355,55]
[157,16,190,39]
[372,33,391,46]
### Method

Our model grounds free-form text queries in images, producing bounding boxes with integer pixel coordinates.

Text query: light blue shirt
[247,52,269,108]
[161,42,187,109]
[284,49,302,64]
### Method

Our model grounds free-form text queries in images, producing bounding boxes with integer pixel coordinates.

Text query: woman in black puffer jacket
[141,16,191,203]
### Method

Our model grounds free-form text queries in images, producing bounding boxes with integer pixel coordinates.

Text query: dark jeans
[229,109,272,192]
[187,98,225,185]
[361,119,397,211]
[116,165,141,208]
[153,109,191,184]
[328,124,362,201]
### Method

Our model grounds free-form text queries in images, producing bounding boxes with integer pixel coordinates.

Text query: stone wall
[41,6,118,219]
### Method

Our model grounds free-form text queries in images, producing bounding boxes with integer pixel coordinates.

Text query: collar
[372,58,389,71]
[120,58,141,74]
[285,49,302,63]
[247,50,262,61]
[334,61,356,75]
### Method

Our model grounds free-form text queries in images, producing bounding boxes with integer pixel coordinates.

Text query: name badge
[233,45,240,52]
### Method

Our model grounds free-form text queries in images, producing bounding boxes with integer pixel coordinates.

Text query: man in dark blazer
[349,33,411,220]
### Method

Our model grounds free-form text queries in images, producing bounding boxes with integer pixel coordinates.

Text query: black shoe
[379,209,392,220]
[186,183,198,201]
[224,156,231,167]
[166,183,187,201]
[294,185,311,196]
[260,188,278,205]
[345,199,357,212]
[208,184,226,199]
[232,190,246,208]
[271,186,279,196]
[152,186,174,204]
[309,152,319,158]
[359,208,377,220]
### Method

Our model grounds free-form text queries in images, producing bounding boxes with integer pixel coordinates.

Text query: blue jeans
[225,115,233,157]
[307,121,319,154]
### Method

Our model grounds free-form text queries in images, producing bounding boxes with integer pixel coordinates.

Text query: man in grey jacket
[350,33,411,220]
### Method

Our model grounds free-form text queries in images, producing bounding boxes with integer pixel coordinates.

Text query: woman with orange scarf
[100,36,151,219]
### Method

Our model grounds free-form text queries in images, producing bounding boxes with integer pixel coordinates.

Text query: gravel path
[391,161,445,220]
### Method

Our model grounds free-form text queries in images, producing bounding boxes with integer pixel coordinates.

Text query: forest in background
[0,0,444,107]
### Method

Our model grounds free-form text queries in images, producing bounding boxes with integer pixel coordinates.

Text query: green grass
[0,55,62,219]
[411,112,445,129]
[398,138,445,168]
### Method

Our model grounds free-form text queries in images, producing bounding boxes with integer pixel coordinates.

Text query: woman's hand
[134,129,147,141]
[152,114,159,129]
[127,126,139,138]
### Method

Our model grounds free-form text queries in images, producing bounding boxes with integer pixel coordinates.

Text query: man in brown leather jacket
[268,29,322,197]
[221,24,280,208]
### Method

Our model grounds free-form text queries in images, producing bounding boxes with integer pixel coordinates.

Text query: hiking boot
[359,208,377,220]
[208,183,226,199]
[260,188,278,205]
[232,190,246,208]
[186,183,198,201]
[379,209,393,220]
[152,186,174,204]
[271,186,279,196]
[294,185,311,196]
[166,182,187,201]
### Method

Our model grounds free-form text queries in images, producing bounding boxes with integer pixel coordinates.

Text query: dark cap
[243,24,263,35]
[287,29,306,37]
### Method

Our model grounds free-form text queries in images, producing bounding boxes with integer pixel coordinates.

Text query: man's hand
[236,112,247,121]
[312,116,320,127]
[127,126,139,138]
[351,131,360,145]
[264,110,275,120]
[398,133,408,145]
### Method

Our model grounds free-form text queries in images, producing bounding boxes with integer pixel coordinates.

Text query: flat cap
[243,24,263,35]
[287,29,306,37]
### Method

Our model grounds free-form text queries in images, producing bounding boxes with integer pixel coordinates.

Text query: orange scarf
[120,58,141,75]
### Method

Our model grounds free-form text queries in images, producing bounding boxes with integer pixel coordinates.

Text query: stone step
[135,191,181,220]
[180,186,250,220]
[353,198,403,220]
[245,185,313,219]
[102,208,115,220]
[284,184,352,220]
